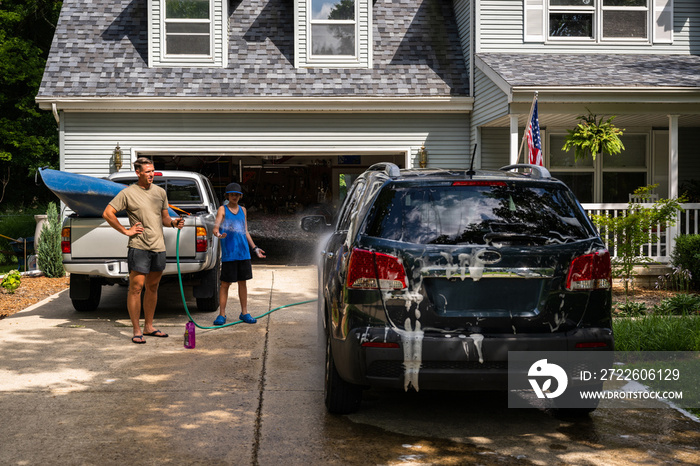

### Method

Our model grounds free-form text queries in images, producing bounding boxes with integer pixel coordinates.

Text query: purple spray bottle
[184,321,196,349]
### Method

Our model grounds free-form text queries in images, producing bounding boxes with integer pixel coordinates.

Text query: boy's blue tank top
[220,206,251,262]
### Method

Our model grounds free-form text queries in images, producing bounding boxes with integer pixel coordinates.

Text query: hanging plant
[562,111,625,161]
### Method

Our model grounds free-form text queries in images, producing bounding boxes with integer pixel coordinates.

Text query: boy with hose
[212,182,265,325]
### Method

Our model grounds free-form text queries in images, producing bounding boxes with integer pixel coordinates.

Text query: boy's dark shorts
[221,260,253,283]
[128,248,166,274]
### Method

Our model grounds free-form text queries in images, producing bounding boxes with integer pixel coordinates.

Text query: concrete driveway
[2,265,699,465]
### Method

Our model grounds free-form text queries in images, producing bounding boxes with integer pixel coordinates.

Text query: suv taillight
[566,251,611,291]
[61,227,71,254]
[347,248,407,290]
[196,226,208,252]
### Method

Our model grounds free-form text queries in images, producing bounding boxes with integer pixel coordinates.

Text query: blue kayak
[39,168,177,217]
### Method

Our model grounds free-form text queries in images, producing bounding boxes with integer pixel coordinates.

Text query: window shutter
[524,0,545,43]
[653,0,673,44]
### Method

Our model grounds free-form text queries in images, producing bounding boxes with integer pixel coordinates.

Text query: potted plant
[562,110,625,161]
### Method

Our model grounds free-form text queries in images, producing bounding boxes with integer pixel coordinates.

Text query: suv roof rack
[500,164,551,180]
[366,162,401,178]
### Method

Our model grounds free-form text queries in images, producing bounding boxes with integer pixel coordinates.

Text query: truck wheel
[324,333,362,414]
[70,275,102,312]
[194,259,220,313]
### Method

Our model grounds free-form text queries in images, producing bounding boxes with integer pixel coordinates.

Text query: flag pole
[517,91,538,164]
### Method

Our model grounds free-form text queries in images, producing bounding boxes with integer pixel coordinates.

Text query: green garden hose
[175,228,315,330]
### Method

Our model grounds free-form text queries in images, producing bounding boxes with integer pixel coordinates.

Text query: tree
[562,111,625,161]
[0,0,62,208]
[36,201,64,277]
[591,185,685,300]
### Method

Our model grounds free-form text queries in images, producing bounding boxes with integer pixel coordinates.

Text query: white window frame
[161,0,214,62]
[547,0,651,44]
[307,0,359,65]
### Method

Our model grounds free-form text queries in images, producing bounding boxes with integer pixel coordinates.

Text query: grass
[613,314,700,352]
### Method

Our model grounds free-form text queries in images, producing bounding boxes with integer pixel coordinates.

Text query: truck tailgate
[70,219,197,259]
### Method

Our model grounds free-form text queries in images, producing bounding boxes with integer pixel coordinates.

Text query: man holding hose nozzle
[102,157,184,344]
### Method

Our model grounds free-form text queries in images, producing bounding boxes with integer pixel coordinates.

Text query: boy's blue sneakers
[213,315,227,325]
[240,313,257,324]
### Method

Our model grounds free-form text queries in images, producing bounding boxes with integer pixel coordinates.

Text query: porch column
[510,114,519,165]
[668,115,679,198]
[667,114,680,262]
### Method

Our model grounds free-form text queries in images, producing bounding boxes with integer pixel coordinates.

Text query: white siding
[471,68,509,167]
[60,113,472,173]
[478,0,697,54]
[480,127,511,170]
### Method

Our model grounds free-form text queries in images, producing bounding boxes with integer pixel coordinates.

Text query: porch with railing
[582,203,700,263]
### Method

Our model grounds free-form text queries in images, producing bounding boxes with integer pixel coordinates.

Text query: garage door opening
[150,153,405,265]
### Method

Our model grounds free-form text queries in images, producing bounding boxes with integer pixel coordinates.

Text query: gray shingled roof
[38,0,469,99]
[478,53,700,88]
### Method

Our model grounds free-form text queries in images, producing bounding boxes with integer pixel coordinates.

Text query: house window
[164,0,212,56]
[548,133,648,203]
[296,0,371,68]
[548,0,649,41]
[310,0,357,57]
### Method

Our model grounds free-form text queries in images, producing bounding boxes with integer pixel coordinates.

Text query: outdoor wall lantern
[113,143,122,171]
[419,145,428,168]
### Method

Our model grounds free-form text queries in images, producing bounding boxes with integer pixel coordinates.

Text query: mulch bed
[0,275,70,318]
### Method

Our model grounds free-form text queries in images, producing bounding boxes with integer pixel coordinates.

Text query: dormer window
[310,0,356,57]
[295,0,372,68]
[148,0,227,67]
[164,0,211,56]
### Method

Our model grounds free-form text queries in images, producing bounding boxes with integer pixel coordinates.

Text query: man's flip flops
[144,330,169,338]
[132,335,146,344]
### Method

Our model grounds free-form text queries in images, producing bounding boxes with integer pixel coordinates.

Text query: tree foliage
[37,201,64,277]
[0,0,62,207]
[562,111,625,161]
[591,185,685,299]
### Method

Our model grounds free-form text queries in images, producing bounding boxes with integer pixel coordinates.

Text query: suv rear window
[364,184,593,245]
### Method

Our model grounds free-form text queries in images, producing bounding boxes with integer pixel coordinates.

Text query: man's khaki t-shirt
[109,184,169,252]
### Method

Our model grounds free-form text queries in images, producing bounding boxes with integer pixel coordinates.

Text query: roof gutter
[36,96,474,113]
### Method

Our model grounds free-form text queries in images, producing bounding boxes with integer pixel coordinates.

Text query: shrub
[36,202,65,278]
[651,293,700,316]
[614,301,647,317]
[1,270,21,293]
[670,234,700,291]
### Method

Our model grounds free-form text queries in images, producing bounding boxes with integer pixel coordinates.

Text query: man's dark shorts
[128,248,166,274]
[221,260,253,283]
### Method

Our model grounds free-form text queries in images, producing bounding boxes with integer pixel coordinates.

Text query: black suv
[304,163,613,414]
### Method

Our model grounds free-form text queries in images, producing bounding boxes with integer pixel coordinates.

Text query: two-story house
[36,0,700,260]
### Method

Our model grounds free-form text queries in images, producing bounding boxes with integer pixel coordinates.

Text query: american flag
[526,100,543,166]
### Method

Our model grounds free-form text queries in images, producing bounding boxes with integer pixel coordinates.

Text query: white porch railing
[581,203,700,263]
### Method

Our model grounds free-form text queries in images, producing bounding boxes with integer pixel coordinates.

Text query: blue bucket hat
[225,182,242,194]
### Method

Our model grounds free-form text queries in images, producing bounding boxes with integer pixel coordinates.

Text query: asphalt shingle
[478,53,700,88]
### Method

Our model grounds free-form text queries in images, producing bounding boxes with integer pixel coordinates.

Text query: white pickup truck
[61,170,221,313]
